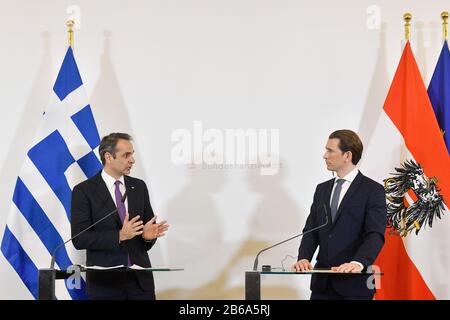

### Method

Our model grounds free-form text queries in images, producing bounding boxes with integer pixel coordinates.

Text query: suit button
[329,234,332,238]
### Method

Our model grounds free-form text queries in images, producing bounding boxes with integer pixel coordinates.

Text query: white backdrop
[0,0,448,299]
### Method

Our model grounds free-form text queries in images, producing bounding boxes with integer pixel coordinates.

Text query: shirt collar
[101,170,124,188]
[335,166,359,184]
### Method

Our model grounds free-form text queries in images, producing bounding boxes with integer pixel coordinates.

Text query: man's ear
[346,151,353,163]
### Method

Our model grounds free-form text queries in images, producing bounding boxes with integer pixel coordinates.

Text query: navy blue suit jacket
[71,171,156,298]
[297,171,386,297]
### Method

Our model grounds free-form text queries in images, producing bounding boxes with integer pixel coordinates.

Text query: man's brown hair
[329,129,363,165]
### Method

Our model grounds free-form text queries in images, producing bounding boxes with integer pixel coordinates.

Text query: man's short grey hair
[98,133,132,165]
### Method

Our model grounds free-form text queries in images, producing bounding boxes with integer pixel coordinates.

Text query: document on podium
[259,268,379,275]
[80,265,125,270]
[299,269,345,274]
[79,264,184,272]
[128,264,184,271]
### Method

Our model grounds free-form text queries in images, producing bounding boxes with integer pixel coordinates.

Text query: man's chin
[326,167,337,173]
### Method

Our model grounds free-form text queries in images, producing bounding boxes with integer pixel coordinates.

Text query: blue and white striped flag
[1,47,102,299]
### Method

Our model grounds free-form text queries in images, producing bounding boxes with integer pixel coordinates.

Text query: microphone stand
[50,191,127,269]
[39,191,128,300]
[252,204,329,271]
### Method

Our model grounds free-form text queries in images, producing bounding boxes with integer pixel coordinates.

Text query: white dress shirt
[330,167,364,270]
[101,170,129,213]
[330,166,359,208]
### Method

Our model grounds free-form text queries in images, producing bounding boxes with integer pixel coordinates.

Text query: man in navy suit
[71,133,169,300]
[292,130,386,300]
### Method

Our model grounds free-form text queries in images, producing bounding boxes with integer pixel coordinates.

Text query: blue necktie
[330,179,345,223]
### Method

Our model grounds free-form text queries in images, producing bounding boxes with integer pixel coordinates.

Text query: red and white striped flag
[361,41,450,299]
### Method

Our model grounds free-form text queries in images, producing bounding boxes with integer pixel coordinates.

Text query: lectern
[38,266,183,300]
[245,269,382,300]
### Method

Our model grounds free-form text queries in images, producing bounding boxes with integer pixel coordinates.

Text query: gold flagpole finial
[442,11,449,40]
[67,19,75,47]
[403,13,412,41]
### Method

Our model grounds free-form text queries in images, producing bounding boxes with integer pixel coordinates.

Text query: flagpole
[442,11,449,40]
[67,19,75,48]
[399,13,412,165]
[403,13,412,41]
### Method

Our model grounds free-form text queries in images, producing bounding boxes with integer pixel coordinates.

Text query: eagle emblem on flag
[384,160,445,237]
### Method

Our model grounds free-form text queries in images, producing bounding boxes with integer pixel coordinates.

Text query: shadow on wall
[159,161,226,299]
[415,18,444,83]
[241,161,303,299]
[0,31,53,237]
[89,30,148,181]
[415,20,428,81]
[429,19,443,56]
[357,23,389,160]
[158,159,304,299]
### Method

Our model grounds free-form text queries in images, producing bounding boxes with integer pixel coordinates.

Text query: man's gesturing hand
[142,216,169,241]
[119,214,143,241]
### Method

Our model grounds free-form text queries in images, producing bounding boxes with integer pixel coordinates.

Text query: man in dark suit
[71,132,169,300]
[292,129,386,300]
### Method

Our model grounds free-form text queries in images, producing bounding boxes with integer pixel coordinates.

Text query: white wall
[0,0,447,299]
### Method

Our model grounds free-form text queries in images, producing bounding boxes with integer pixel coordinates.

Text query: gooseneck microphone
[50,191,128,269]
[252,203,329,271]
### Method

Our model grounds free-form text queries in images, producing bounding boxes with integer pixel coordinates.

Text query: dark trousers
[89,272,155,300]
[310,282,373,300]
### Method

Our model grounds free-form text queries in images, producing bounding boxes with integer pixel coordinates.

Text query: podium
[245,269,382,300]
[38,266,183,300]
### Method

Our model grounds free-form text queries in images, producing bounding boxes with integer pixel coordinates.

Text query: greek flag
[1,47,102,299]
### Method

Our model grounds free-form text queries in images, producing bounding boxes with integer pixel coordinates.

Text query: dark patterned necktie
[330,179,345,223]
[114,180,126,222]
[114,180,131,266]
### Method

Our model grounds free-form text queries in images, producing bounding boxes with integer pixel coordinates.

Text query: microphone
[252,203,329,271]
[50,191,128,269]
